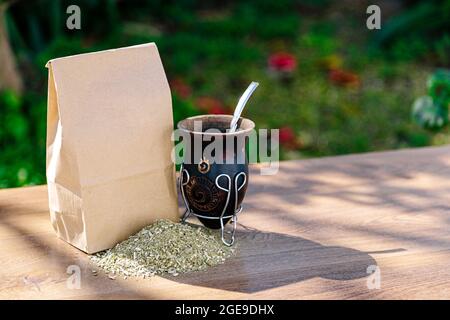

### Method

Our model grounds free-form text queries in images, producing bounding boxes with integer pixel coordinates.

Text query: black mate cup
[177,115,255,245]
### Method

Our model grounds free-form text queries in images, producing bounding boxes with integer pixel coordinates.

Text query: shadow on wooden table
[169,226,379,294]
[0,207,153,299]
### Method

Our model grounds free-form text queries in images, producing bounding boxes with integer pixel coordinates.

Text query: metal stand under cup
[179,164,246,246]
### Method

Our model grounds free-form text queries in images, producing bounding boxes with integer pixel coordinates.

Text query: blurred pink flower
[279,126,300,150]
[268,52,297,73]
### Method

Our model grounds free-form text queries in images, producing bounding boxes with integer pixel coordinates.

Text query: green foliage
[412,96,448,129]
[428,69,450,104]
[412,69,450,130]
[0,91,46,188]
[0,0,448,187]
[172,94,200,125]
[372,0,450,65]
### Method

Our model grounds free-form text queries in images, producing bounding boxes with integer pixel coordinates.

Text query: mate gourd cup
[177,115,255,245]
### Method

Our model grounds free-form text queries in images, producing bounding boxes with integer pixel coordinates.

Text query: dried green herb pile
[90,219,235,278]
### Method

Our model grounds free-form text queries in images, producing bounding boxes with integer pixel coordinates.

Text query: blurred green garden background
[0,0,449,188]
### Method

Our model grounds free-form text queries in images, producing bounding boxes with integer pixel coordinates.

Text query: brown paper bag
[45,43,179,254]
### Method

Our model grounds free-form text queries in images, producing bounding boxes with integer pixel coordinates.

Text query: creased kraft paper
[45,43,179,253]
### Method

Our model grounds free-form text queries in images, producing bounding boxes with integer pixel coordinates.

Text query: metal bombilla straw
[229,82,259,133]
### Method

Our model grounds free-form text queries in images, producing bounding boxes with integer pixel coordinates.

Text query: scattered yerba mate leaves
[90,219,236,279]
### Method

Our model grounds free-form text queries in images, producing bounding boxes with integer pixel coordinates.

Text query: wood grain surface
[1,146,450,299]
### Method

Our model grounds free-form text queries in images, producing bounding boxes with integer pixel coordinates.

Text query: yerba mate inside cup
[177,115,255,246]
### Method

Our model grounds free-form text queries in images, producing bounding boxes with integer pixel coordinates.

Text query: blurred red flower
[196,97,230,114]
[328,69,360,88]
[268,52,297,73]
[279,126,300,150]
[170,77,192,98]
[209,105,229,114]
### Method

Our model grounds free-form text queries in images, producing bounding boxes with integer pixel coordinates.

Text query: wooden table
[1,146,450,299]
